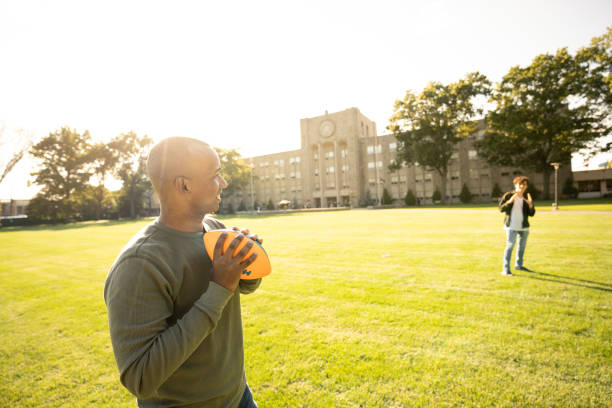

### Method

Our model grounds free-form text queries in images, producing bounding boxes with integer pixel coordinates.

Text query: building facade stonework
[227,107,570,210]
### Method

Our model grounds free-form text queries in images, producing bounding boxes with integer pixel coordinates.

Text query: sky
[1,0,611,198]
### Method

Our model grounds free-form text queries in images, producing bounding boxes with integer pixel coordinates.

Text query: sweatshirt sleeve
[104,256,234,399]
[239,277,261,294]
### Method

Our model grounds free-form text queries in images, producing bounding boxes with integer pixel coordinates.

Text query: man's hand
[231,226,263,245]
[525,193,533,207]
[210,232,258,291]
[507,193,518,204]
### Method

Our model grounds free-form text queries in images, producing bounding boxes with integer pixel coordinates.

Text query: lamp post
[249,160,255,213]
[551,162,560,210]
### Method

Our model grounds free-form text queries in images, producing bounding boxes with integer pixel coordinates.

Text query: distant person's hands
[525,193,533,207]
[211,232,258,291]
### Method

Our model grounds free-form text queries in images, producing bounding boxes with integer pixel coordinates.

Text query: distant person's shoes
[501,270,514,276]
[514,266,533,272]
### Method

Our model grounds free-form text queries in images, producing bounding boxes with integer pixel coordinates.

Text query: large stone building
[226,107,571,210]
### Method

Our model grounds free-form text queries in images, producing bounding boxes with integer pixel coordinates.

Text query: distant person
[104,137,262,408]
[498,176,536,276]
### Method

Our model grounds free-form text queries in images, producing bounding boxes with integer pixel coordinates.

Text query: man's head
[147,137,227,216]
[513,176,529,194]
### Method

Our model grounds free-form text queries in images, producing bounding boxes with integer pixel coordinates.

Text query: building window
[295,156,300,163]
[451,152,459,160]
[501,171,510,176]
[341,149,348,158]
[342,164,349,172]
[481,169,490,177]
[377,161,383,168]
[296,171,301,179]
[369,177,376,184]
[314,153,319,160]
[468,150,478,159]
[425,173,432,181]
[279,159,284,166]
[280,173,285,180]
[578,181,600,192]
[325,151,334,159]
[391,175,398,184]
[326,166,334,175]
[289,158,294,164]
[470,169,479,179]
[389,142,397,151]
[368,162,375,169]
[314,168,319,176]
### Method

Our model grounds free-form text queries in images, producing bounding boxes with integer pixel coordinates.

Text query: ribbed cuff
[193,282,234,322]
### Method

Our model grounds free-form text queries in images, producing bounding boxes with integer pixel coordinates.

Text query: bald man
[105,137,261,408]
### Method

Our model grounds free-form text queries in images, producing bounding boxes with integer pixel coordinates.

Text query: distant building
[0,199,29,217]
[225,107,571,210]
[573,166,612,198]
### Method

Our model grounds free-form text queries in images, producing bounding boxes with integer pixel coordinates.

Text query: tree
[459,183,473,203]
[381,188,393,205]
[0,125,34,186]
[88,142,119,219]
[215,148,251,199]
[266,199,274,210]
[28,127,94,221]
[389,72,490,203]
[404,189,417,206]
[110,132,153,218]
[476,30,611,199]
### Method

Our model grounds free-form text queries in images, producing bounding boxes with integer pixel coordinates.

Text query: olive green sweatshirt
[104,217,261,408]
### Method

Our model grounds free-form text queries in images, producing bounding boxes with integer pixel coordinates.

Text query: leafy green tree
[88,142,119,219]
[459,183,473,203]
[381,188,393,205]
[266,199,274,210]
[389,72,490,203]
[404,189,417,206]
[215,147,251,201]
[28,127,94,221]
[238,200,247,211]
[476,30,611,199]
[110,132,153,218]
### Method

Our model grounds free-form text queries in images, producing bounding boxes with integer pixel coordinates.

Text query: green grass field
[1,206,611,407]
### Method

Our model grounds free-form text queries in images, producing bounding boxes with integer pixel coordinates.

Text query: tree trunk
[130,186,136,218]
[439,168,448,204]
[542,168,551,200]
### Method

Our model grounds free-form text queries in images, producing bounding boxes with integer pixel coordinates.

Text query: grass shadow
[519,270,612,293]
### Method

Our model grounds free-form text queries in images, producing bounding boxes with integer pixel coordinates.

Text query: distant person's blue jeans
[503,229,529,272]
[237,384,257,408]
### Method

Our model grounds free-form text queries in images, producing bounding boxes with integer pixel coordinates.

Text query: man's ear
[175,176,191,194]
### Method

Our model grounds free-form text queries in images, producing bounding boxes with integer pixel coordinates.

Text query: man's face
[188,147,228,215]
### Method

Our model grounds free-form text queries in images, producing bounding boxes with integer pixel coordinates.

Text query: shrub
[266,199,275,210]
[404,189,417,206]
[432,188,441,203]
[381,188,393,205]
[459,183,473,203]
[491,183,502,198]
